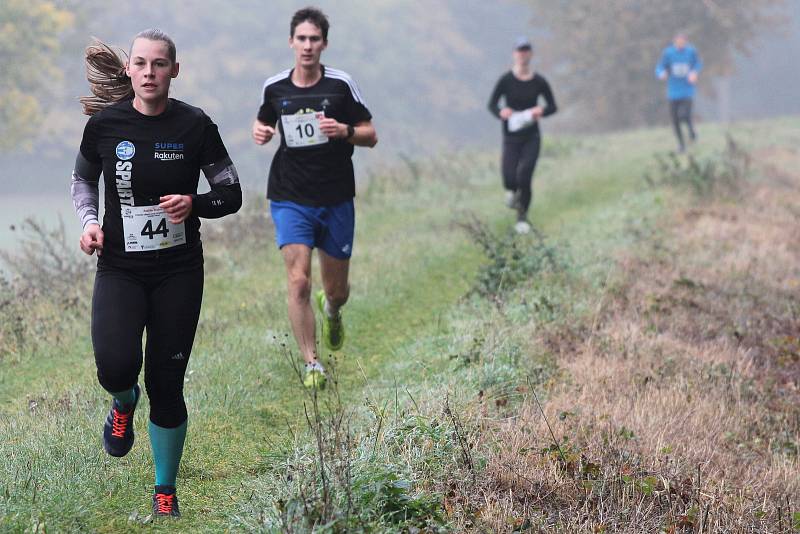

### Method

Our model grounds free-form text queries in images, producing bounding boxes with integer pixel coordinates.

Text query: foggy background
[2,0,799,250]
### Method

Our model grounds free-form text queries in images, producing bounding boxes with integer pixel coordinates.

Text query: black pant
[502,134,541,220]
[92,264,203,428]
[669,98,696,150]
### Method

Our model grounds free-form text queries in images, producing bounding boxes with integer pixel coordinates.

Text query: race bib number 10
[282,112,329,148]
[122,205,186,252]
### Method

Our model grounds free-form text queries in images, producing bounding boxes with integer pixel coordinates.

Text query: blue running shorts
[269,199,355,259]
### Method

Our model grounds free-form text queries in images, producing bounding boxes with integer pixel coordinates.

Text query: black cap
[514,36,532,51]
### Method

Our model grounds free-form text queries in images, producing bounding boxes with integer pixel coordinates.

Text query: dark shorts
[269,199,355,259]
[670,98,693,121]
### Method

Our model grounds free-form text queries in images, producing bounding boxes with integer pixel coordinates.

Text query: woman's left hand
[159,194,193,224]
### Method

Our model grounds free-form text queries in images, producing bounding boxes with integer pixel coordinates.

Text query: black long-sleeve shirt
[488,71,557,137]
[72,98,242,271]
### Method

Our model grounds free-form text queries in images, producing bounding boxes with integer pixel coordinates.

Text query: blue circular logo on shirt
[116,141,135,160]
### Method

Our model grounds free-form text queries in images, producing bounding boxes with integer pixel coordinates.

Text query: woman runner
[71,29,242,517]
[488,37,557,234]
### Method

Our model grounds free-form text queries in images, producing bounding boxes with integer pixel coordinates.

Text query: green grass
[1,118,797,532]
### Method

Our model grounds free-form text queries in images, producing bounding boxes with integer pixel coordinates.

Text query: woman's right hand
[499,107,514,120]
[80,223,104,256]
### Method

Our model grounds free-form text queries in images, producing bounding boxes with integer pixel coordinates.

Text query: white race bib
[281,112,329,148]
[671,63,690,78]
[122,205,186,252]
[508,110,535,133]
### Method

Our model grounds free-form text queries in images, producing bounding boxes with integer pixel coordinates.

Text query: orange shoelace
[110,409,132,438]
[155,493,175,514]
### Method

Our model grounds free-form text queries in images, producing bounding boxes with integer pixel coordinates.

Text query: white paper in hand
[507,110,535,133]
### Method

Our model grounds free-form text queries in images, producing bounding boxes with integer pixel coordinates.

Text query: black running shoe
[153,485,181,517]
[102,384,140,457]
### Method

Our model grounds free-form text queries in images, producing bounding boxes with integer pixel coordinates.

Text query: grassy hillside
[1,118,798,532]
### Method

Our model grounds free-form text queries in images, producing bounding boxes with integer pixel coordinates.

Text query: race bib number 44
[122,205,186,252]
[282,112,329,148]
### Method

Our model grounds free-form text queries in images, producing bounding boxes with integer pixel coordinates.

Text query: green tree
[0,0,74,150]
[526,0,785,130]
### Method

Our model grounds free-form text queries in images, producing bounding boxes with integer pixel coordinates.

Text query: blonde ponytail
[79,39,133,116]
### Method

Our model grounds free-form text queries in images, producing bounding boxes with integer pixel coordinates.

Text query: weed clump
[644,134,751,197]
[458,216,564,303]
[237,352,462,532]
[0,218,93,359]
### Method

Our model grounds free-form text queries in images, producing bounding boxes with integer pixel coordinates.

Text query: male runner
[252,7,377,389]
[655,31,702,152]
[488,37,557,234]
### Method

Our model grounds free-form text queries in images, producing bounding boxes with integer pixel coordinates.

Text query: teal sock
[148,420,188,487]
[110,388,137,411]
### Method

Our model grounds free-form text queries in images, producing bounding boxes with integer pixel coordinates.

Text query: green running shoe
[303,362,327,390]
[315,290,345,351]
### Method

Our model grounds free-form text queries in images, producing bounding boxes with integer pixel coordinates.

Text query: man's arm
[655,49,669,80]
[253,80,278,145]
[319,118,377,147]
[688,48,702,84]
[252,119,276,145]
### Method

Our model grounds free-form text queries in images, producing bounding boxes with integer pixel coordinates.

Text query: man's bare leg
[280,244,317,364]
[315,250,350,351]
[319,250,350,316]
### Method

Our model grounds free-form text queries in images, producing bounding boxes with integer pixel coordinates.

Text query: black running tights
[91,264,203,428]
[669,98,696,150]
[502,133,541,219]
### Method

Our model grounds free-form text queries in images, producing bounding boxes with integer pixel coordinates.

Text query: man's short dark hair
[290,7,330,41]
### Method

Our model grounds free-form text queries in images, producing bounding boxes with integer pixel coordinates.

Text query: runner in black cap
[488,37,557,233]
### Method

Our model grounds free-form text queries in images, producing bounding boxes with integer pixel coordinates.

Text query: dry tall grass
[452,147,800,533]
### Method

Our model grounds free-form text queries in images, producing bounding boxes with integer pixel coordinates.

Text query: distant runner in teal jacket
[655,32,702,152]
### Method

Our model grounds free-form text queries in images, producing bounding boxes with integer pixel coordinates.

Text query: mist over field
[1,1,799,198]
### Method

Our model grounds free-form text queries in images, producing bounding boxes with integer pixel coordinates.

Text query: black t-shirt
[487,72,557,137]
[77,98,240,271]
[257,66,372,206]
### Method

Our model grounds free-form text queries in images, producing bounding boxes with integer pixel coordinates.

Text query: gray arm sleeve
[193,156,242,219]
[71,152,102,230]
[201,155,239,186]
